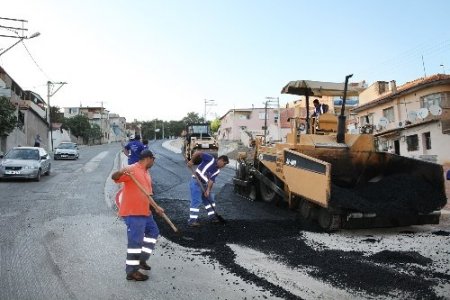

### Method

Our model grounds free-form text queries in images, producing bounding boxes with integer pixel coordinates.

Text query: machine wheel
[318,208,341,231]
[299,199,315,220]
[258,168,279,203]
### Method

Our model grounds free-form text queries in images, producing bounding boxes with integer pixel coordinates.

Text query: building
[64,106,111,144]
[351,74,450,164]
[0,66,49,153]
[109,113,127,143]
[218,107,295,145]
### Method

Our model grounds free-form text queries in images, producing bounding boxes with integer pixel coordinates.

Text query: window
[406,134,419,151]
[383,107,395,122]
[259,112,266,120]
[423,132,431,150]
[420,93,443,109]
[359,113,374,125]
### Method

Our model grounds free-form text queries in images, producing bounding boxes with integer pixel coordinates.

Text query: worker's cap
[139,149,155,160]
[129,134,135,140]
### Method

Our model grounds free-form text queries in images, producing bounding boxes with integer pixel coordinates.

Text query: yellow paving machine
[233,75,447,230]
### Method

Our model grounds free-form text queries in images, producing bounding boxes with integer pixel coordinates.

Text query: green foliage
[88,124,103,143]
[0,96,17,136]
[210,118,221,133]
[50,106,65,124]
[182,112,204,125]
[64,114,91,140]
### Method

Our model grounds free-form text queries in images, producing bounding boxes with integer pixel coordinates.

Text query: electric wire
[20,40,52,81]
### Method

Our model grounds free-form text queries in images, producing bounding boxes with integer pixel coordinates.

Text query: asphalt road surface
[0,141,449,300]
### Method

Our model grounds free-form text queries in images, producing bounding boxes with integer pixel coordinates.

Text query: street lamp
[0,32,40,57]
[440,64,446,74]
[204,99,216,121]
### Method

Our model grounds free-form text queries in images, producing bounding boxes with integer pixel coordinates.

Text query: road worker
[187,151,229,227]
[123,134,145,165]
[112,149,164,281]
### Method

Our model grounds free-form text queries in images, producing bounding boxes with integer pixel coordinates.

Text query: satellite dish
[406,111,417,122]
[378,117,389,128]
[417,108,429,119]
[429,105,442,116]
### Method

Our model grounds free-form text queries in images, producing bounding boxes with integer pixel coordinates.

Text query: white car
[0,147,51,181]
[54,142,79,160]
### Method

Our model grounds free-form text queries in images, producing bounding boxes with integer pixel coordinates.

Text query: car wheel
[45,164,51,176]
[54,156,58,160]
[34,170,41,182]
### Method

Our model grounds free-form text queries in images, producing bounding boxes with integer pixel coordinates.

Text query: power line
[20,39,52,81]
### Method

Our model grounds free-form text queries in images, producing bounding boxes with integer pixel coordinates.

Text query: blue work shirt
[195,153,220,184]
[125,140,145,164]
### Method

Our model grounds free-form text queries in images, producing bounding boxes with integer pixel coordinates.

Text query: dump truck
[182,123,219,163]
[233,75,447,230]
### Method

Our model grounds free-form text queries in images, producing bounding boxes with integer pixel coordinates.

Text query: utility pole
[154,119,157,141]
[47,81,67,152]
[264,101,268,144]
[266,97,280,141]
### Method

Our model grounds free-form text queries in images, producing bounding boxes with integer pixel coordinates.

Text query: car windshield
[57,143,76,149]
[5,149,40,160]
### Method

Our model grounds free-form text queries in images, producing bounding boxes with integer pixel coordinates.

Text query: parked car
[0,147,51,181]
[54,142,79,160]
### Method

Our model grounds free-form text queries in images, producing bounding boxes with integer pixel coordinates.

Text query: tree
[0,96,17,136]
[65,115,91,141]
[182,112,204,125]
[88,124,103,144]
[210,118,221,133]
[50,106,65,124]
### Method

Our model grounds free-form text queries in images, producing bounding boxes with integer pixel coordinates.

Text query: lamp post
[47,81,67,152]
[204,99,216,121]
[440,64,446,74]
[0,32,40,57]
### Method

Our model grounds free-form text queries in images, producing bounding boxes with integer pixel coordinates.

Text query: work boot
[188,221,201,227]
[126,271,149,281]
[208,217,220,224]
[139,261,151,270]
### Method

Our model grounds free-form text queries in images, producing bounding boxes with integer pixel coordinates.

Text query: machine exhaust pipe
[337,74,353,144]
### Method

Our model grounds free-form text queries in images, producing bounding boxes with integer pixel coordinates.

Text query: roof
[281,80,363,97]
[219,107,273,120]
[352,74,450,113]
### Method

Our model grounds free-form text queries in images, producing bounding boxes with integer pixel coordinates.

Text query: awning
[281,80,362,97]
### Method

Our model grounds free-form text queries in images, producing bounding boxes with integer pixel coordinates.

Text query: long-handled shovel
[127,172,179,233]
[189,166,227,224]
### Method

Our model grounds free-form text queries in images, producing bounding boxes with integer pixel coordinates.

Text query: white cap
[129,134,135,140]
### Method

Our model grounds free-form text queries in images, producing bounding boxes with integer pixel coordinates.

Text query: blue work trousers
[123,215,160,274]
[188,177,216,223]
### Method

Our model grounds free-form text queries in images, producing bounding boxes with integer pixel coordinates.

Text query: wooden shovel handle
[127,172,179,233]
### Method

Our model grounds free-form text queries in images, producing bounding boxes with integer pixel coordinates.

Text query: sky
[1,0,449,122]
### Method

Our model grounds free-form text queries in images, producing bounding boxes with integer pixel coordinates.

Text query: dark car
[54,142,79,160]
[0,147,51,181]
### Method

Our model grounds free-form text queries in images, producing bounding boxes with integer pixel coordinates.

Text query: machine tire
[258,168,278,203]
[318,208,340,231]
[299,199,315,220]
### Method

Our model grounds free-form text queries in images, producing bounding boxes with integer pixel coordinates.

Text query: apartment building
[351,74,450,164]
[0,66,49,153]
